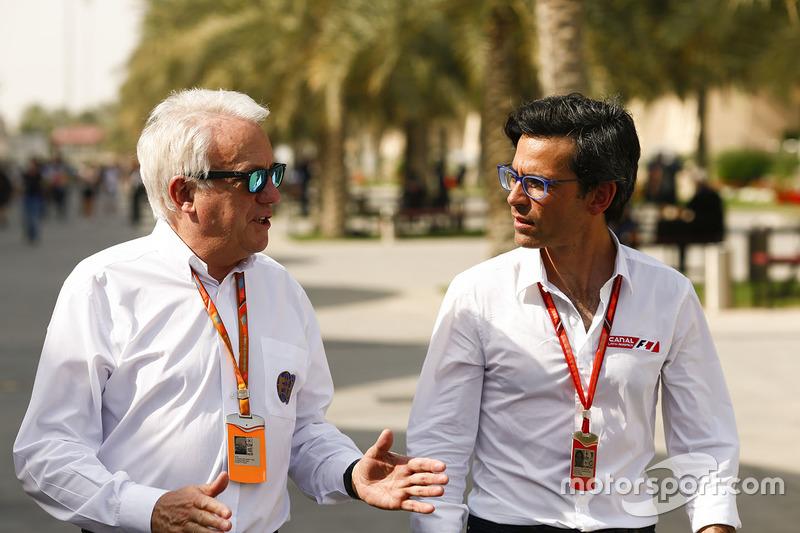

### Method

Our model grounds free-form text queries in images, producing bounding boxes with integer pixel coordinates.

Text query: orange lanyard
[192,270,251,416]
[538,275,622,434]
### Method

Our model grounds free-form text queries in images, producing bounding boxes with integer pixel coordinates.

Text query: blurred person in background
[0,161,12,228]
[645,150,682,207]
[46,156,72,220]
[128,158,148,225]
[674,167,725,273]
[21,157,45,243]
[78,162,100,219]
[683,168,724,244]
[102,162,121,214]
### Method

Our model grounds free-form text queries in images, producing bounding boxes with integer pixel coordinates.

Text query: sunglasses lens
[249,170,267,193]
[246,165,285,193]
[271,164,285,188]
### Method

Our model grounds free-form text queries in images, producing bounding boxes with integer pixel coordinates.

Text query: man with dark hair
[407,94,739,533]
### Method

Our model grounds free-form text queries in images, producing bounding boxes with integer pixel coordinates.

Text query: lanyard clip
[237,388,250,400]
[581,409,592,436]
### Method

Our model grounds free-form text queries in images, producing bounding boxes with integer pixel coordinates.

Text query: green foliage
[771,149,800,180]
[111,0,799,241]
[18,103,118,136]
[695,279,800,308]
[18,105,72,134]
[584,0,788,100]
[714,146,800,185]
[714,149,774,184]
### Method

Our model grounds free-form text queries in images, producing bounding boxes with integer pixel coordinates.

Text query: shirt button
[230,392,236,399]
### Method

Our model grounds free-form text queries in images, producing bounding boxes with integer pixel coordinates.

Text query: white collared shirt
[407,236,740,532]
[14,220,361,533]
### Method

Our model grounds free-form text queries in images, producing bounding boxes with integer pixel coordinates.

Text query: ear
[587,181,616,217]
[168,175,197,214]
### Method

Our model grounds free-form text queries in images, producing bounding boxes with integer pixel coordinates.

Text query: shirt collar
[610,230,635,297]
[152,220,257,284]
[514,229,634,298]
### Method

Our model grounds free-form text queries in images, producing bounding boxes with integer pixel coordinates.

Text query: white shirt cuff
[119,482,168,533]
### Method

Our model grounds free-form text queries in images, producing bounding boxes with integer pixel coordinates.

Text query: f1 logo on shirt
[607,336,660,353]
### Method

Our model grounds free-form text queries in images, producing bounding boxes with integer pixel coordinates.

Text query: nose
[506,179,528,206]
[257,180,281,204]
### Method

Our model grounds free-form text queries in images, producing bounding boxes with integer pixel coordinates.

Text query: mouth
[254,216,271,226]
[513,216,534,229]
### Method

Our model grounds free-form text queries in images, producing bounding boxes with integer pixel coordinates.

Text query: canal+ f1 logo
[607,336,661,353]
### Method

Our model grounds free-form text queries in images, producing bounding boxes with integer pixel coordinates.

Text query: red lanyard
[193,270,250,416]
[538,275,622,434]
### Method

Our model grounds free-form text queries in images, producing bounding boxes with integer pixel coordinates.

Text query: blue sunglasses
[196,163,286,193]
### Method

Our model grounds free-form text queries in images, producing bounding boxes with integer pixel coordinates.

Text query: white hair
[136,88,270,221]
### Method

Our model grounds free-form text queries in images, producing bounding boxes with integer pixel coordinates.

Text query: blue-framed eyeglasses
[497,165,580,200]
[196,163,286,193]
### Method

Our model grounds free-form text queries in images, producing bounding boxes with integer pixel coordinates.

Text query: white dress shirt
[14,220,362,533]
[407,236,740,532]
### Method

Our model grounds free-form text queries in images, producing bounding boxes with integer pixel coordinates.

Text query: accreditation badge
[226,413,267,483]
[570,431,598,491]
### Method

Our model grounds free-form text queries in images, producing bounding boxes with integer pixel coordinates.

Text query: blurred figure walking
[0,162,12,228]
[21,158,45,244]
[78,163,100,219]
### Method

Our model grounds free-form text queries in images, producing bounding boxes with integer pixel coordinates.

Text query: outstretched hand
[351,428,448,514]
[151,471,232,533]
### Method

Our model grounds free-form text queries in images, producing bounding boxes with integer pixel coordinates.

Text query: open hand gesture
[351,429,449,514]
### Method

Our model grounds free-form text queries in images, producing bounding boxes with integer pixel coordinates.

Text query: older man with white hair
[14,88,448,533]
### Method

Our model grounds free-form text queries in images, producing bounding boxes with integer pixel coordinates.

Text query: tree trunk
[695,86,708,169]
[482,4,519,257]
[535,0,588,95]
[318,83,348,238]
[404,118,431,200]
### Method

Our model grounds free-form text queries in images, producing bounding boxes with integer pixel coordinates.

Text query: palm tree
[345,0,474,204]
[118,0,352,236]
[535,0,588,96]
[116,0,545,250]
[454,0,539,256]
[117,0,300,148]
[480,3,529,256]
[585,0,784,167]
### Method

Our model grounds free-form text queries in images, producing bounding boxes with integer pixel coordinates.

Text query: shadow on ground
[324,339,428,388]
[303,285,397,309]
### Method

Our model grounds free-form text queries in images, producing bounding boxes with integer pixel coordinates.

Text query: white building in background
[631,88,800,162]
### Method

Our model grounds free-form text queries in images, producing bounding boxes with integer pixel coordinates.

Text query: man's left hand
[351,428,449,513]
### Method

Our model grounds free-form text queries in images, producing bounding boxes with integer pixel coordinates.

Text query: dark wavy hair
[503,93,640,223]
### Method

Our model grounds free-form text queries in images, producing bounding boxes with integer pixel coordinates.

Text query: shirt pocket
[260,338,306,420]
